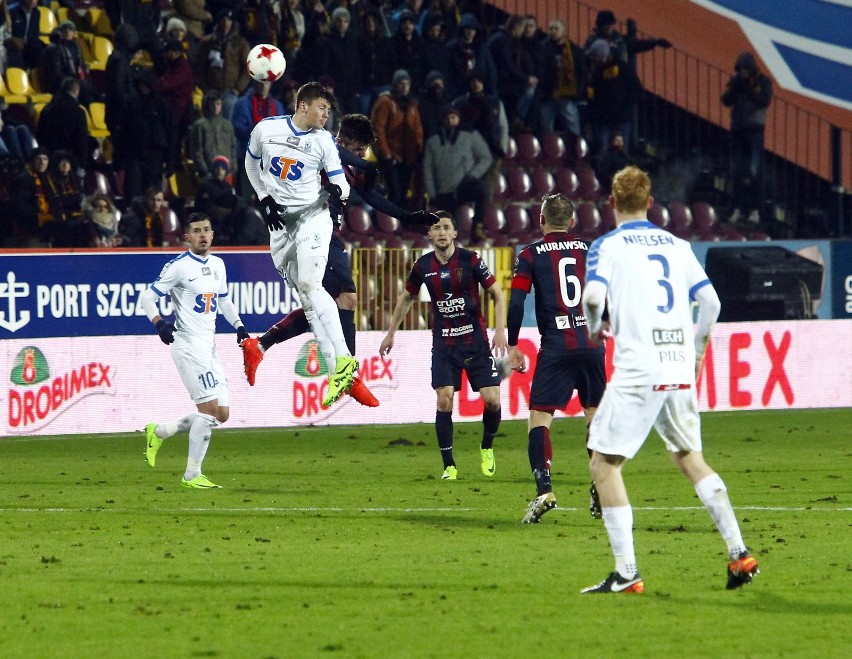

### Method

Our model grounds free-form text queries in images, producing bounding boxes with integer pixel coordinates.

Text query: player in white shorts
[243,81,357,408]
[580,166,759,594]
[139,212,248,489]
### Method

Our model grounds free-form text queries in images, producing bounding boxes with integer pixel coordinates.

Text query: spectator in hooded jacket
[444,13,497,100]
[423,105,492,243]
[371,68,424,206]
[488,14,538,132]
[721,51,773,222]
[172,0,213,41]
[419,69,449,139]
[189,90,237,182]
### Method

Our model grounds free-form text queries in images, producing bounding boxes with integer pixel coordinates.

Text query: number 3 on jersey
[269,156,304,181]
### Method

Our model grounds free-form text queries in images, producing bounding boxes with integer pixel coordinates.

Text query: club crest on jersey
[302,141,312,153]
[286,136,300,146]
[455,268,464,283]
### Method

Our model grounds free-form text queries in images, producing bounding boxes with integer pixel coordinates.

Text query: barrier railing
[485,0,850,237]
[351,246,515,332]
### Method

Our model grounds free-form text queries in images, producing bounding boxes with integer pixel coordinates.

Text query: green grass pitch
[1,409,850,658]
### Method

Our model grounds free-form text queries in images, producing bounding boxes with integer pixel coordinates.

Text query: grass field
[1,408,850,658]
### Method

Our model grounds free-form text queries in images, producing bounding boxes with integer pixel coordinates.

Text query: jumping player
[241,113,425,406]
[140,212,248,489]
[581,166,759,593]
[379,211,508,480]
[243,82,358,407]
[506,193,606,523]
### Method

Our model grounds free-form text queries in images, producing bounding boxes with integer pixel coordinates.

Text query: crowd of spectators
[0,0,675,249]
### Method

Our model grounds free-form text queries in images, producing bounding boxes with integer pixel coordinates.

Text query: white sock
[306,286,350,358]
[304,308,336,366]
[157,413,197,439]
[695,473,747,560]
[184,413,217,480]
[602,505,637,578]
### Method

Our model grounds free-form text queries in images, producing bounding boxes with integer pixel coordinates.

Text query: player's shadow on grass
[689,589,852,616]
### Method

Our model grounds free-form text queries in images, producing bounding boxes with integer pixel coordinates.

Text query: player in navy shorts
[506,193,607,523]
[380,211,508,480]
[240,113,427,405]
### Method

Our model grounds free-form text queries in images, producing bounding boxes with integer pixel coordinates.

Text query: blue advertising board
[0,249,301,339]
[831,240,852,319]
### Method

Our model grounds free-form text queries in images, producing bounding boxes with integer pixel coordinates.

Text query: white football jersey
[587,220,712,385]
[150,251,230,344]
[246,115,344,209]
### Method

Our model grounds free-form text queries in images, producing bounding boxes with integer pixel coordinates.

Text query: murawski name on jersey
[653,329,684,345]
[442,324,473,337]
[436,296,466,315]
[535,240,588,254]
[622,233,675,247]
[556,313,587,329]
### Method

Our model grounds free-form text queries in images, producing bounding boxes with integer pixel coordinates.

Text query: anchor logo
[0,271,31,333]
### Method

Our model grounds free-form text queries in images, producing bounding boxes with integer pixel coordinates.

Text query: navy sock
[261,308,310,350]
[338,308,356,355]
[435,410,454,468]
[481,406,501,450]
[529,426,552,495]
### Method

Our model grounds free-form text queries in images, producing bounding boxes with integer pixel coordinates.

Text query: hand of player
[405,209,430,226]
[237,326,249,345]
[379,334,394,356]
[588,320,612,347]
[155,319,175,345]
[508,346,527,373]
[260,196,285,231]
[491,330,508,357]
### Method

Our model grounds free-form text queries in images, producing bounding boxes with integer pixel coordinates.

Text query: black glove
[324,183,343,204]
[626,18,637,36]
[657,38,672,48]
[155,319,175,345]
[237,326,249,344]
[260,196,285,231]
[405,209,430,225]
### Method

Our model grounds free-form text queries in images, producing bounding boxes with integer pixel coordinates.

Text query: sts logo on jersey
[269,156,305,181]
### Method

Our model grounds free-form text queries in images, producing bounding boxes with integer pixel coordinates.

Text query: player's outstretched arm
[379,290,415,356]
[487,283,508,356]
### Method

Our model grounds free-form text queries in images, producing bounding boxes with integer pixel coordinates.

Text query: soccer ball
[246,44,287,83]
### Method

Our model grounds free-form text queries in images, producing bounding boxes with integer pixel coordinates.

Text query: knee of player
[435,394,454,412]
[337,291,357,310]
[215,409,230,424]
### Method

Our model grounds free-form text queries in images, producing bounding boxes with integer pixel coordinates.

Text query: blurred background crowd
[0,0,847,250]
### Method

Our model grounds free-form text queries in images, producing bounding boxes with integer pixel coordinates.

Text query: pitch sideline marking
[0,505,849,513]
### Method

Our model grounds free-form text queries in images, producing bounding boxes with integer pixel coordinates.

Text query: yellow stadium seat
[86,102,110,138]
[5,68,51,104]
[38,6,58,36]
[88,35,113,71]
[86,7,114,37]
[0,74,28,105]
[32,102,46,124]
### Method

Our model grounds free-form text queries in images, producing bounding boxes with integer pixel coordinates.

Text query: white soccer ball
[246,44,287,83]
